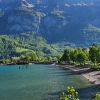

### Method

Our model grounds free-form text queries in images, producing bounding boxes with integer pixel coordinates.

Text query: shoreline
[82,71,100,85]
[0,61,56,66]
[57,64,100,85]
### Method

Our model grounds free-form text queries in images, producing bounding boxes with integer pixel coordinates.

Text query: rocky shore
[82,71,100,85]
[58,64,100,85]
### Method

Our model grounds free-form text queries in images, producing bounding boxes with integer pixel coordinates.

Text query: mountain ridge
[0,0,100,45]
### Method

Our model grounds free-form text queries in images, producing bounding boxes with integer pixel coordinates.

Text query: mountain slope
[0,0,100,45]
[0,32,60,59]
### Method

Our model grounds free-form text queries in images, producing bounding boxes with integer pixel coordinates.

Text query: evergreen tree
[60,49,70,63]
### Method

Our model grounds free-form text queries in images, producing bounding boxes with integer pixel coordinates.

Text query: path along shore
[57,64,100,85]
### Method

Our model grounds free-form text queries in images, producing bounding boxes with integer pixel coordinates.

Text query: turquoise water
[0,64,99,100]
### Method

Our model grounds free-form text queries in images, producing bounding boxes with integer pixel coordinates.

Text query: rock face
[0,0,37,33]
[0,0,100,45]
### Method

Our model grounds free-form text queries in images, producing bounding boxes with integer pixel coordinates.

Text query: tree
[60,49,70,63]
[70,50,78,63]
[20,51,38,62]
[89,45,98,65]
[76,51,88,65]
[96,47,100,63]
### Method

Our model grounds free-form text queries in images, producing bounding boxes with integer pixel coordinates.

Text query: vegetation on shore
[59,44,100,69]
[1,41,100,69]
[60,86,79,100]
[0,32,63,64]
[60,86,100,100]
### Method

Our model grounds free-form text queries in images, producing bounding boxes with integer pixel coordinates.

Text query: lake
[0,64,99,100]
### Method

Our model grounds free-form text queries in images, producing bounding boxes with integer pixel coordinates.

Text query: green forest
[0,32,62,64]
[59,44,100,69]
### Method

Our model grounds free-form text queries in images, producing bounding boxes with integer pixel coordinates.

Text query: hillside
[0,0,100,46]
[0,33,61,59]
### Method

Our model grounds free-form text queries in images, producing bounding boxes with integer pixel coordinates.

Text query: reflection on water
[18,65,31,70]
[0,64,99,100]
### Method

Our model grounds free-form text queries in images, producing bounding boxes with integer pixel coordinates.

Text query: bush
[95,93,100,100]
[60,86,79,100]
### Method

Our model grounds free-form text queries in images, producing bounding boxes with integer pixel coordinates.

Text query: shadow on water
[47,85,100,100]
[78,85,100,100]
[49,71,73,76]
[43,65,69,70]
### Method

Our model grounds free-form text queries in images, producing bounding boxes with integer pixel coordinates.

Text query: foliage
[89,44,98,64]
[60,86,79,100]
[60,49,70,63]
[95,93,100,100]
[20,51,38,62]
[76,51,88,65]
[59,44,100,69]
[0,32,62,63]
[60,48,88,65]
[70,50,78,63]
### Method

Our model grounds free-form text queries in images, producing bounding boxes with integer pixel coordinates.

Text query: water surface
[0,64,99,100]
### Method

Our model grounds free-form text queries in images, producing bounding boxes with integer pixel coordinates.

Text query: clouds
[65,3,71,7]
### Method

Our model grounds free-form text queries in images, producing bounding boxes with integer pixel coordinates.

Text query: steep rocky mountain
[0,0,100,46]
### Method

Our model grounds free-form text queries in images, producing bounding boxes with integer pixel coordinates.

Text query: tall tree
[76,51,88,65]
[60,49,70,63]
[70,49,78,63]
[89,45,98,65]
